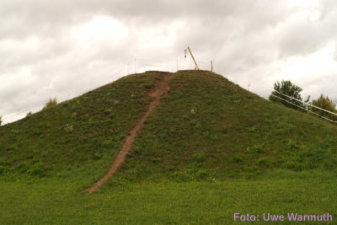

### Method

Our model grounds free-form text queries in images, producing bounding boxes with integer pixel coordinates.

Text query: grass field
[0,171,336,225]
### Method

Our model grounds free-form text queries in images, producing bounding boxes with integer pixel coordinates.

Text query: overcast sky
[1,0,337,124]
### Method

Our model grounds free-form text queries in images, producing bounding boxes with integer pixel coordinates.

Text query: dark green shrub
[43,98,57,110]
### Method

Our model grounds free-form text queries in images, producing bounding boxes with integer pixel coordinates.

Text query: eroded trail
[86,73,171,194]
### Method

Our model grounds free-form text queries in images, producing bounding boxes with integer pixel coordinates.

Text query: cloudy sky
[1,0,337,124]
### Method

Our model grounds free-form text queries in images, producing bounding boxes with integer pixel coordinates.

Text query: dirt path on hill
[86,73,172,194]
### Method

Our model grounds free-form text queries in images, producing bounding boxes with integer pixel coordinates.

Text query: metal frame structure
[184,46,200,70]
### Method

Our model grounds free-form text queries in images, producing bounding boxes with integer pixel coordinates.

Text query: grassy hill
[1,70,337,183]
[1,70,337,225]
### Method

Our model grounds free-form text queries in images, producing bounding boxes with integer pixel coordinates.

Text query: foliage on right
[269,80,309,111]
[43,98,58,110]
[269,80,337,122]
[310,94,337,121]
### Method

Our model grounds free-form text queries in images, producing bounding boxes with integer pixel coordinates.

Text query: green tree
[269,80,307,111]
[0,116,2,126]
[43,98,57,110]
[310,94,337,121]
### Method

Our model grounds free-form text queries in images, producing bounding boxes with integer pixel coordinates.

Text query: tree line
[269,80,337,121]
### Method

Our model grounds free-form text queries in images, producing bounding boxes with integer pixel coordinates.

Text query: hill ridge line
[86,72,172,194]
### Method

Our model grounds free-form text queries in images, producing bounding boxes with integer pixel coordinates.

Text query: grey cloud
[1,0,337,123]
[0,0,289,39]
[277,18,336,58]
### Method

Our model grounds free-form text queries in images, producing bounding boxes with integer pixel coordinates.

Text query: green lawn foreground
[0,175,336,225]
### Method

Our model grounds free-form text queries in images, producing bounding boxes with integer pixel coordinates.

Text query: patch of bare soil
[86,73,171,194]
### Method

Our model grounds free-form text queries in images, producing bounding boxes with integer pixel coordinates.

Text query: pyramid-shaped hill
[1,70,337,183]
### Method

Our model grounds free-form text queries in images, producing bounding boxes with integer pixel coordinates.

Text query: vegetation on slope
[1,70,337,183]
[0,71,167,180]
[269,80,306,110]
[115,70,337,182]
[311,94,337,120]
[1,70,337,224]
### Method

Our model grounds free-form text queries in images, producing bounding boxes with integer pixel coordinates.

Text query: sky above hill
[1,0,337,123]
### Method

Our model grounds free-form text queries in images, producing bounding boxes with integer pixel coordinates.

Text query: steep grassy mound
[1,70,337,183]
[116,70,337,181]
[0,71,167,179]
